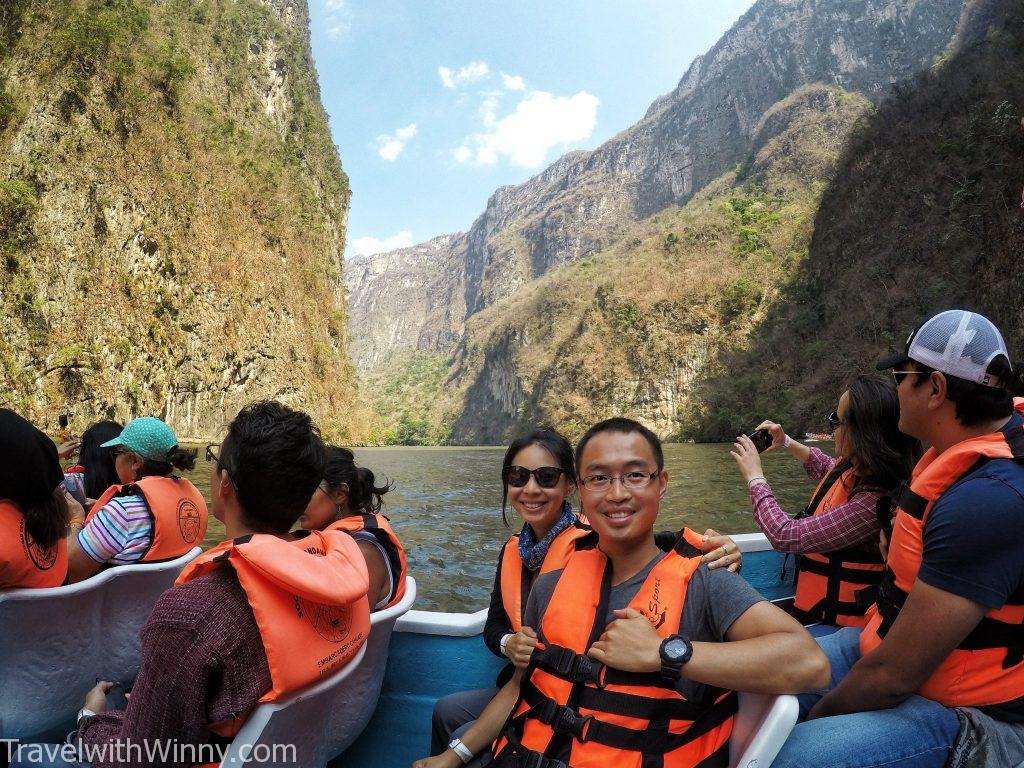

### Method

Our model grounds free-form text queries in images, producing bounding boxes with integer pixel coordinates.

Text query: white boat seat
[0,546,202,742]
[729,692,799,768]
[216,576,417,768]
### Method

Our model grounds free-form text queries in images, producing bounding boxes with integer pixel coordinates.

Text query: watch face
[663,637,688,661]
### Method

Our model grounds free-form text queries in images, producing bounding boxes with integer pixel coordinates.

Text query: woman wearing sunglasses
[297,445,407,611]
[731,374,921,627]
[65,417,207,583]
[427,427,740,765]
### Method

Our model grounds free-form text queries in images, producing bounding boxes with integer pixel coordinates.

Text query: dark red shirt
[78,568,270,767]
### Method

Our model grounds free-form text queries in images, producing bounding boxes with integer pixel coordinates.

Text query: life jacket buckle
[520,750,568,768]
[552,705,594,742]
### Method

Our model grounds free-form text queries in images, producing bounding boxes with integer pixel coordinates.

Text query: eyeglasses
[579,470,659,492]
[205,443,239,491]
[891,370,921,386]
[826,411,844,432]
[503,465,565,489]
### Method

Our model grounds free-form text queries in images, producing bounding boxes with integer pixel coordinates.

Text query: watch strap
[659,634,692,681]
[448,738,473,764]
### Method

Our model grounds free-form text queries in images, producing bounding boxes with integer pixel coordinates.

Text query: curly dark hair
[221,401,326,534]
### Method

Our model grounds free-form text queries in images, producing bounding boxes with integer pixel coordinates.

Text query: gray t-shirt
[522,551,763,699]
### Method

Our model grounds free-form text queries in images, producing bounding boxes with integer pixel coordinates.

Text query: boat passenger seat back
[217,576,417,768]
[0,546,203,743]
[728,692,799,768]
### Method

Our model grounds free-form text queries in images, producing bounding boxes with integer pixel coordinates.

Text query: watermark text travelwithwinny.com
[2,738,298,764]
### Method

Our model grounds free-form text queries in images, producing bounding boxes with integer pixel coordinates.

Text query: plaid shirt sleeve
[748,478,881,554]
[803,446,837,481]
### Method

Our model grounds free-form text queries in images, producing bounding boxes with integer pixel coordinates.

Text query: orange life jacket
[791,461,885,627]
[499,524,707,632]
[63,465,85,475]
[499,519,593,631]
[493,540,736,768]
[860,399,1024,716]
[0,500,68,589]
[87,476,208,562]
[326,512,407,609]
[175,530,371,738]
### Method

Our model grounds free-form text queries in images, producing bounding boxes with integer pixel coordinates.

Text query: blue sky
[306,1,757,258]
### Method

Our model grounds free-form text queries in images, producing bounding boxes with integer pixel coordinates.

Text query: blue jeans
[773,627,960,768]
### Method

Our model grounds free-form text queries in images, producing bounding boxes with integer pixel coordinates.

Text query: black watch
[659,634,693,681]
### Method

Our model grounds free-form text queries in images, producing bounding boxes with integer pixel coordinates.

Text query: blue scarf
[518,501,575,572]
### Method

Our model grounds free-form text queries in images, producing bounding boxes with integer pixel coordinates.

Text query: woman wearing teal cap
[65,416,209,583]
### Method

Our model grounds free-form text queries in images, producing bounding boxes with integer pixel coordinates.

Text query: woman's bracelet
[747,476,767,487]
[782,434,792,449]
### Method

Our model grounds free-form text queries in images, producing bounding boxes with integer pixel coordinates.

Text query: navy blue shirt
[919,423,1024,609]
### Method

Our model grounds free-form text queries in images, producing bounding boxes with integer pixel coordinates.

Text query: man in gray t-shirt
[523,551,764,702]
[417,419,829,768]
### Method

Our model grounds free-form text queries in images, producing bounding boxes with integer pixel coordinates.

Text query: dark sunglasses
[205,444,239,490]
[827,411,844,431]
[503,465,565,489]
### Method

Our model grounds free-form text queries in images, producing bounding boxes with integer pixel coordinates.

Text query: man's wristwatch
[659,634,693,681]
[499,633,512,657]
[77,707,97,723]
[448,737,473,765]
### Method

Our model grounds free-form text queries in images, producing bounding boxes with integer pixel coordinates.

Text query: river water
[182,442,830,612]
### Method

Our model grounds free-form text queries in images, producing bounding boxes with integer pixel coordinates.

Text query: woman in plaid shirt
[730,375,921,625]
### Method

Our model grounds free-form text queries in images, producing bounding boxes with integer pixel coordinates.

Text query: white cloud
[501,73,526,91]
[352,231,414,257]
[323,0,350,40]
[454,90,599,168]
[375,123,417,161]
[438,61,489,89]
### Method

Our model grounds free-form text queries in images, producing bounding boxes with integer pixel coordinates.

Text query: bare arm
[809,579,986,719]
[66,530,102,583]
[356,540,391,608]
[685,601,830,693]
[588,603,829,694]
[412,670,524,768]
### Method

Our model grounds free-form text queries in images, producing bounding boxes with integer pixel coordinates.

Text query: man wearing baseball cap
[775,309,1024,767]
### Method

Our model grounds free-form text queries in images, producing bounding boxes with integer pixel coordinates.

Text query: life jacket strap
[1000,420,1024,459]
[893,483,929,519]
[493,740,569,768]
[796,461,850,520]
[794,549,884,625]
[515,683,737,754]
[875,495,895,540]
[531,644,603,685]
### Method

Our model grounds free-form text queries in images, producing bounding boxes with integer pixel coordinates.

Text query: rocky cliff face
[0,0,365,440]
[347,0,967,377]
[345,233,467,370]
[447,85,875,442]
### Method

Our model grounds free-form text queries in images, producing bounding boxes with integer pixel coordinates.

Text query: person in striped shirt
[65,417,202,583]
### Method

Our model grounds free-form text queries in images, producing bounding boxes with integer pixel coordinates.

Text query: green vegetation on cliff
[0,0,366,439]
[688,0,1024,439]
[363,352,452,445]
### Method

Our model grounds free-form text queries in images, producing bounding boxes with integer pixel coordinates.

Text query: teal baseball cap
[101,416,179,461]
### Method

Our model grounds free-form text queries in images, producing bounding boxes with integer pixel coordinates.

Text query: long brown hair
[843,374,922,493]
